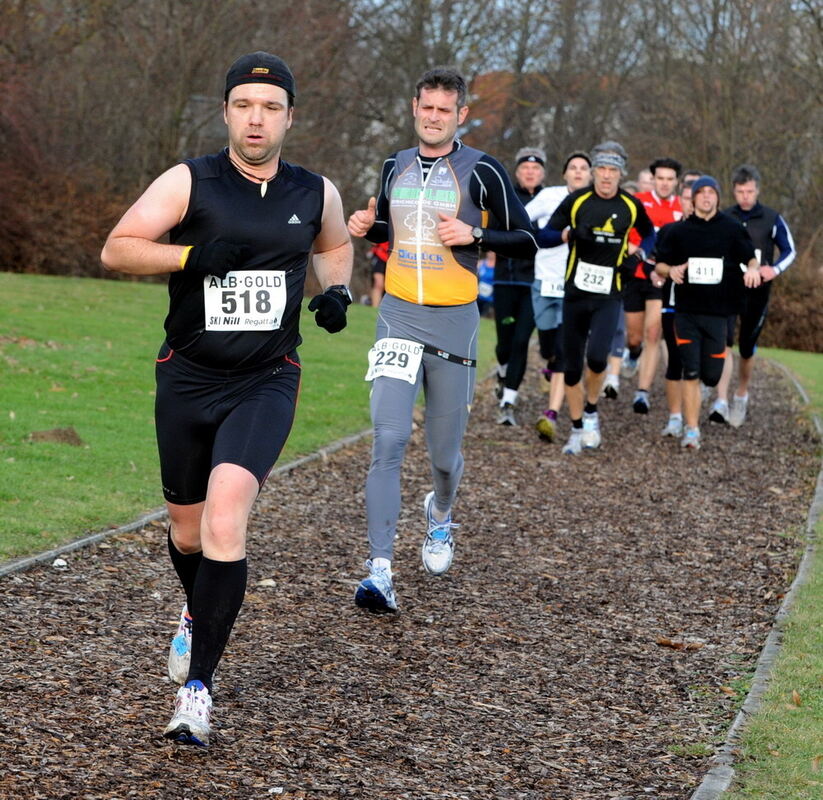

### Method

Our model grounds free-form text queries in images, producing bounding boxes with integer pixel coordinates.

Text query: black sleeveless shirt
[166,148,324,370]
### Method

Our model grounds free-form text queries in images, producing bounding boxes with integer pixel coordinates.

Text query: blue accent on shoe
[185,680,206,692]
[354,564,398,613]
[173,728,208,748]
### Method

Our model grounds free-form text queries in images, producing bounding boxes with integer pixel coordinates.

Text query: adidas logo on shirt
[288,214,301,224]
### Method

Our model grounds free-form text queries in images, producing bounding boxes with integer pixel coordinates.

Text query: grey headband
[591,152,627,172]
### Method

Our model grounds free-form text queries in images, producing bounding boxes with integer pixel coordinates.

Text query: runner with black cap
[653,175,761,449]
[492,146,546,426]
[101,51,353,747]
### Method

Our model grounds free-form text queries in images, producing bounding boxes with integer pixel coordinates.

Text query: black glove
[308,288,349,334]
[570,224,594,242]
[183,242,249,279]
[619,252,646,280]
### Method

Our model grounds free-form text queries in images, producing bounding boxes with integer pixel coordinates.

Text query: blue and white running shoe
[421,491,457,576]
[163,680,212,747]
[355,560,398,613]
[581,412,601,450]
[681,426,701,450]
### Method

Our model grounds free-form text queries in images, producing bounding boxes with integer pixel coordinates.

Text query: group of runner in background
[483,145,796,453]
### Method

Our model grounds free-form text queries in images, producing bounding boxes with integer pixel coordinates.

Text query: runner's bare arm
[313,177,354,287]
[100,164,192,275]
[744,258,762,288]
[655,261,687,284]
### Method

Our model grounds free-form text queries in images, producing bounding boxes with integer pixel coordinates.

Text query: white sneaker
[581,412,601,449]
[709,399,729,424]
[497,403,517,426]
[354,560,398,613]
[163,681,212,747]
[168,604,192,685]
[681,426,701,449]
[602,374,619,400]
[421,491,456,576]
[661,415,684,438]
[621,350,639,378]
[562,429,583,455]
[729,395,748,428]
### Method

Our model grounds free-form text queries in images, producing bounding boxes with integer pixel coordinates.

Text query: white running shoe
[632,390,650,414]
[661,415,684,438]
[709,399,729,424]
[497,403,518,426]
[354,560,398,613]
[562,429,583,455]
[729,394,748,428]
[621,350,639,378]
[581,412,601,449]
[681,426,701,449]
[168,604,192,685]
[602,374,620,400]
[163,681,212,747]
[421,491,456,576]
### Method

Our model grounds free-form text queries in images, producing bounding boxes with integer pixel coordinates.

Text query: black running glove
[183,242,249,279]
[308,288,350,334]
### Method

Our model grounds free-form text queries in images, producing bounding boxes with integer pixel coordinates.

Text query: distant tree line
[1,0,820,349]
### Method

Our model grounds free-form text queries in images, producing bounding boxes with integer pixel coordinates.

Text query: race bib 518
[204,270,287,331]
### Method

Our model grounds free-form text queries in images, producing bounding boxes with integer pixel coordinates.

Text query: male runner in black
[708,164,796,427]
[492,146,545,426]
[653,175,761,449]
[537,140,655,454]
[101,52,353,746]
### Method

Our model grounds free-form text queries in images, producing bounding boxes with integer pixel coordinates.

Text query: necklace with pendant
[229,156,277,197]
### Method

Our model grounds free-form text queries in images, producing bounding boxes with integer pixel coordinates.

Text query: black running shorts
[673,312,727,387]
[623,274,663,312]
[154,345,301,504]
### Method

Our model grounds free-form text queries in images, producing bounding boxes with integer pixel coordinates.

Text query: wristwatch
[471,226,484,245]
[325,285,353,306]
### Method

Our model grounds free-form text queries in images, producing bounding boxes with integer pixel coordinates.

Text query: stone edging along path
[688,362,823,800]
[1,361,821,797]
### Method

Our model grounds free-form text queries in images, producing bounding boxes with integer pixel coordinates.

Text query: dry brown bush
[0,160,125,278]
[761,241,823,353]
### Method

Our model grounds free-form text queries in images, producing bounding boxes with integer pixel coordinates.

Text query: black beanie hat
[562,150,592,173]
[224,52,296,102]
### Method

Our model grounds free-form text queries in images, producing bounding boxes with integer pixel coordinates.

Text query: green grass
[0,272,495,559]
[724,346,823,799]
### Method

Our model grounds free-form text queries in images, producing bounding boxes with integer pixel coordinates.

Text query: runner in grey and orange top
[347,66,536,613]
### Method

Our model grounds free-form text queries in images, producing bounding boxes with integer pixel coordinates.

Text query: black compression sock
[628,344,643,360]
[187,556,248,693]
[167,529,203,611]
[584,401,598,414]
